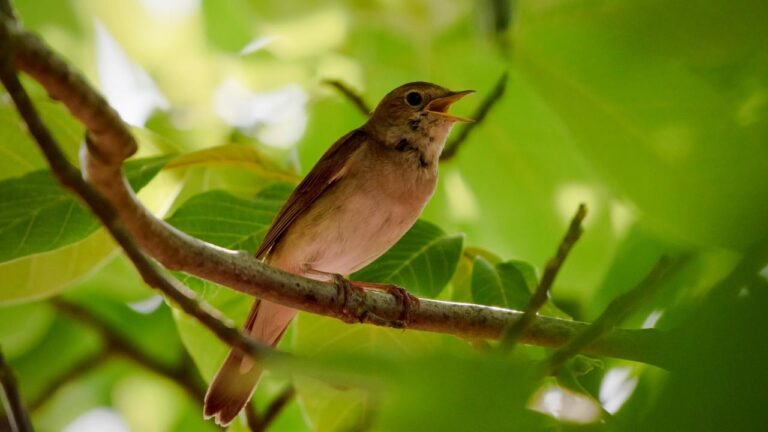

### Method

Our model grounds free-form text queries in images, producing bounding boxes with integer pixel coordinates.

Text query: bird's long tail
[203,299,296,426]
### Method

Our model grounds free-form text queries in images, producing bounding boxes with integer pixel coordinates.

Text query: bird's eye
[405,91,423,107]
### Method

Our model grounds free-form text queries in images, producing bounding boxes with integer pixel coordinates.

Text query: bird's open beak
[425,90,475,123]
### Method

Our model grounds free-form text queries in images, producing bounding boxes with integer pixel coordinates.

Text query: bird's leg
[346,280,420,326]
[300,265,418,328]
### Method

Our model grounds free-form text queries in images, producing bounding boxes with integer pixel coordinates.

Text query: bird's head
[364,82,473,152]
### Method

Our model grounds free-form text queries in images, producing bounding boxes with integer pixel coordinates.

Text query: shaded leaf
[352,220,463,298]
[165,183,291,251]
[471,256,532,309]
[0,156,170,263]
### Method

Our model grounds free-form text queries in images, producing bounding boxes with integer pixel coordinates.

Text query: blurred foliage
[1,0,767,431]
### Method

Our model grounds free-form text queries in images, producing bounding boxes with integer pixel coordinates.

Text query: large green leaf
[471,256,571,319]
[0,156,170,263]
[352,220,463,298]
[165,183,291,252]
[0,230,116,304]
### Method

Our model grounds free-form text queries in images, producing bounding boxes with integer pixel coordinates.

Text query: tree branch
[323,79,371,116]
[324,73,508,162]
[0,16,672,368]
[544,257,674,373]
[244,386,296,432]
[440,71,507,161]
[27,349,112,412]
[0,20,273,365]
[0,348,33,432]
[501,204,587,349]
[50,299,206,403]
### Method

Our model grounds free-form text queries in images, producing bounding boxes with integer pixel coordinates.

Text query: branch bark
[0,348,33,432]
[0,19,272,364]
[0,17,673,368]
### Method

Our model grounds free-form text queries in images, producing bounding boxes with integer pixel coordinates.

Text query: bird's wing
[254,129,369,259]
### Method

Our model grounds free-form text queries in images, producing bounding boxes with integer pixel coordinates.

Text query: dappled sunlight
[213,78,308,148]
[444,169,480,222]
[64,408,130,432]
[137,0,200,19]
[529,384,602,424]
[261,9,348,60]
[642,309,664,329]
[599,367,638,414]
[555,183,599,227]
[95,21,169,126]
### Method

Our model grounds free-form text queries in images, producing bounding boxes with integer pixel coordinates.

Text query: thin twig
[543,257,674,374]
[440,71,508,161]
[245,386,296,432]
[0,348,33,432]
[0,15,673,368]
[0,24,273,365]
[51,299,206,402]
[323,79,371,116]
[501,204,587,350]
[28,350,112,412]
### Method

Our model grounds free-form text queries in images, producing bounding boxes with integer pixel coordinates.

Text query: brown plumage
[204,82,472,426]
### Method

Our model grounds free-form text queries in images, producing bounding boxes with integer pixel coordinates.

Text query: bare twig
[324,73,508,162]
[501,204,587,349]
[0,15,672,368]
[51,300,206,402]
[244,386,296,432]
[440,71,508,161]
[28,350,111,412]
[0,23,273,365]
[544,257,674,373]
[324,79,371,116]
[0,348,33,432]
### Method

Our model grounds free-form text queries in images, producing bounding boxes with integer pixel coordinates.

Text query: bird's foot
[331,276,419,329]
[353,281,420,327]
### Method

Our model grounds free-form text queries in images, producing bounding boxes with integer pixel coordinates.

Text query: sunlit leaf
[0,231,116,304]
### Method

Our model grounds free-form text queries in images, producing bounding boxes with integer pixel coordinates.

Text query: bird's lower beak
[425,90,475,123]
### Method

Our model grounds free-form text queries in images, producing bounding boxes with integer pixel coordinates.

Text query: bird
[203,81,473,426]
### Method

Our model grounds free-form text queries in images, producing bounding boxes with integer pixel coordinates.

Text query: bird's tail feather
[204,299,295,426]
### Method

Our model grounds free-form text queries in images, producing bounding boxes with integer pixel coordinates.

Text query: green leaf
[352,220,463,298]
[0,156,170,263]
[0,230,116,304]
[165,183,291,251]
[471,256,532,310]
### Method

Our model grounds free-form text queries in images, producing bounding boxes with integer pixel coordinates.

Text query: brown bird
[204,82,472,426]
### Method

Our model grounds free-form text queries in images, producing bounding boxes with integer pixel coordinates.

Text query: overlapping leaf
[0,156,170,263]
[352,220,463,298]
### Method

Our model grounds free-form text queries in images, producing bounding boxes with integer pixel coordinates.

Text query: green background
[1,0,767,430]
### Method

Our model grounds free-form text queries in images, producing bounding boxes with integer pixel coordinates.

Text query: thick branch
[0,23,272,364]
[1,19,672,368]
[0,348,33,432]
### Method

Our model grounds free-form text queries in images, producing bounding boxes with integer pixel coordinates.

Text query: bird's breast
[270,153,436,276]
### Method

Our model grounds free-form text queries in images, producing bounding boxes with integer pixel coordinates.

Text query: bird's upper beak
[425,90,475,123]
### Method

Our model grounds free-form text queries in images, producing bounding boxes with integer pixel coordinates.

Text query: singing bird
[204,82,473,426]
